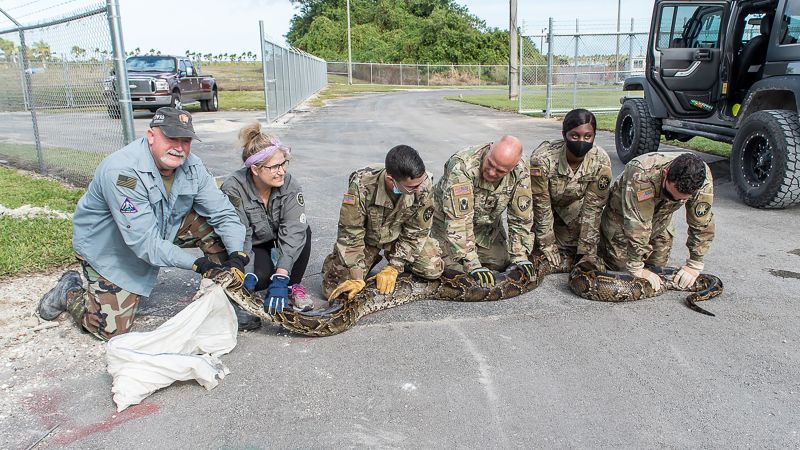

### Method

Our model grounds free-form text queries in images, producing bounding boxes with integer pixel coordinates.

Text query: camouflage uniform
[599,152,715,272]
[431,144,533,272]
[529,139,612,256]
[321,165,443,298]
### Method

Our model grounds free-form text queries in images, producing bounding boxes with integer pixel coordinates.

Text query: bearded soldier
[431,135,534,287]
[322,145,444,301]
[530,109,612,266]
[599,152,715,291]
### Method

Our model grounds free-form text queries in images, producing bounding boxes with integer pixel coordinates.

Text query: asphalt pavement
[11,90,800,448]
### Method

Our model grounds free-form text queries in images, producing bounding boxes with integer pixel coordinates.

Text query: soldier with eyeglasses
[322,145,444,301]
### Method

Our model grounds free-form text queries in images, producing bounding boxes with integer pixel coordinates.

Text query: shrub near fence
[328,61,508,86]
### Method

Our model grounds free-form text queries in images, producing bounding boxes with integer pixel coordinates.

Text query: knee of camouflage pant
[174,210,227,254]
[645,230,674,268]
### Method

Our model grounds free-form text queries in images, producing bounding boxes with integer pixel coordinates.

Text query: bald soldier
[322,145,444,301]
[599,152,715,291]
[431,135,534,287]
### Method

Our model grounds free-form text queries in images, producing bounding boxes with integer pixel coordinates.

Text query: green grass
[0,142,105,184]
[0,168,82,276]
[0,217,76,276]
[0,166,84,211]
[449,92,732,158]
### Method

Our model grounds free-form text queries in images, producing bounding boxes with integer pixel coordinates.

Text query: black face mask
[565,139,593,158]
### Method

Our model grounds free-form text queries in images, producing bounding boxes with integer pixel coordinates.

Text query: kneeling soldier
[431,135,534,287]
[322,145,444,301]
[599,152,715,291]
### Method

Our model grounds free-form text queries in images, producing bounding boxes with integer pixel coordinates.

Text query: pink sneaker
[290,283,313,311]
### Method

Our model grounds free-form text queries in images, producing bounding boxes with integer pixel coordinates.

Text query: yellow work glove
[674,260,703,289]
[368,265,399,295]
[630,267,663,291]
[540,244,562,267]
[327,279,366,302]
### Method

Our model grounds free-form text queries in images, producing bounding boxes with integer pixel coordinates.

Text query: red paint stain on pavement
[47,402,160,447]
[24,392,68,428]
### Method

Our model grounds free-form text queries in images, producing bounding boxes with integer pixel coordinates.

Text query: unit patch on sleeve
[423,206,434,222]
[116,174,137,190]
[296,192,305,206]
[459,198,470,211]
[694,201,711,217]
[597,175,610,191]
[517,195,531,212]
[120,197,138,214]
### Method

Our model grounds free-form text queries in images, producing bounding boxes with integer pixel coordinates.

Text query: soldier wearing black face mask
[529,108,612,267]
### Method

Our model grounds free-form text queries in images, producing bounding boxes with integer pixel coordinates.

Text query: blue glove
[265,274,290,314]
[243,273,258,292]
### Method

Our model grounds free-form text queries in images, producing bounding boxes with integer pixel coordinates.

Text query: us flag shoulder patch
[342,193,356,205]
[637,189,654,202]
[452,183,470,196]
[116,174,137,190]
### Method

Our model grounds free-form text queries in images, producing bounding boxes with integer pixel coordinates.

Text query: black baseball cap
[149,107,200,140]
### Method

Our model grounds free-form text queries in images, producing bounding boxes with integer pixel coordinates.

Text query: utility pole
[347,0,353,85]
[509,0,519,100]
[615,0,621,83]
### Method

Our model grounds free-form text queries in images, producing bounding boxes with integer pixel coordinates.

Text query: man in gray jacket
[38,107,250,339]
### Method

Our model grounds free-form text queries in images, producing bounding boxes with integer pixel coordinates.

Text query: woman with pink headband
[221,122,312,330]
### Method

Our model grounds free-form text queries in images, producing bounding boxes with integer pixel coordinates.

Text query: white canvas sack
[105,278,238,412]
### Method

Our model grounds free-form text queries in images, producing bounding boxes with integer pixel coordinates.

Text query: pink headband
[244,137,290,167]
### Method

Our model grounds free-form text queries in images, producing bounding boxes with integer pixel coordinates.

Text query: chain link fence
[0,3,129,186]
[327,61,509,86]
[521,19,648,117]
[260,21,327,123]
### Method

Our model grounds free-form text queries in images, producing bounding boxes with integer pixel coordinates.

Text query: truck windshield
[125,56,176,72]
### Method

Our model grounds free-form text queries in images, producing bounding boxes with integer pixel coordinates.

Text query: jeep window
[780,1,800,45]
[125,56,176,72]
[656,4,723,49]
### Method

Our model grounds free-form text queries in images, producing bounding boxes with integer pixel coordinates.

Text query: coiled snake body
[209,255,723,337]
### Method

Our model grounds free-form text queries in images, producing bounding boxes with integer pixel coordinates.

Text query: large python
[208,255,722,337]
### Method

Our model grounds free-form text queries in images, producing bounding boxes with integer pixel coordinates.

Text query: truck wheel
[615,98,661,164]
[170,91,182,110]
[207,90,218,112]
[731,110,800,208]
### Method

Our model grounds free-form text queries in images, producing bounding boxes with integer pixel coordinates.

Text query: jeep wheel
[731,110,800,208]
[615,98,661,164]
[170,91,182,110]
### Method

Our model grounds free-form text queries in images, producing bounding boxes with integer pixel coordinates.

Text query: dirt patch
[0,268,167,431]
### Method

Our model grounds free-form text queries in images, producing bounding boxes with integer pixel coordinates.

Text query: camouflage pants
[321,237,444,299]
[441,228,511,273]
[71,210,227,341]
[598,219,675,271]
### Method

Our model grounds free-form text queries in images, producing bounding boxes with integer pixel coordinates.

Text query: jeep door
[648,2,726,115]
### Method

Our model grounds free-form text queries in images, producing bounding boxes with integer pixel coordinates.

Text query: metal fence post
[627,18,635,80]
[573,19,579,109]
[259,20,270,123]
[400,63,403,85]
[545,17,553,118]
[0,7,45,173]
[62,57,76,108]
[107,0,135,144]
[518,33,524,113]
[370,62,373,84]
[426,63,430,86]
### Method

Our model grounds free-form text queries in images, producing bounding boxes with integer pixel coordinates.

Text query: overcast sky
[116,0,657,57]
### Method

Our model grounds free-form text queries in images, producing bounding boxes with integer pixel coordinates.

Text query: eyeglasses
[260,159,289,173]
[392,174,429,194]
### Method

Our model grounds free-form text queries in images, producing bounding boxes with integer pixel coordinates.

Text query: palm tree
[70,45,85,61]
[31,40,51,61]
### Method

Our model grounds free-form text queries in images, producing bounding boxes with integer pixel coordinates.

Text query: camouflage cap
[149,107,200,140]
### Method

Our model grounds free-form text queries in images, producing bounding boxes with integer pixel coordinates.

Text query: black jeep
[616,0,800,208]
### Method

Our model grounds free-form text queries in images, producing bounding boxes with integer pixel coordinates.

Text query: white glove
[674,260,703,289]
[630,267,663,291]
